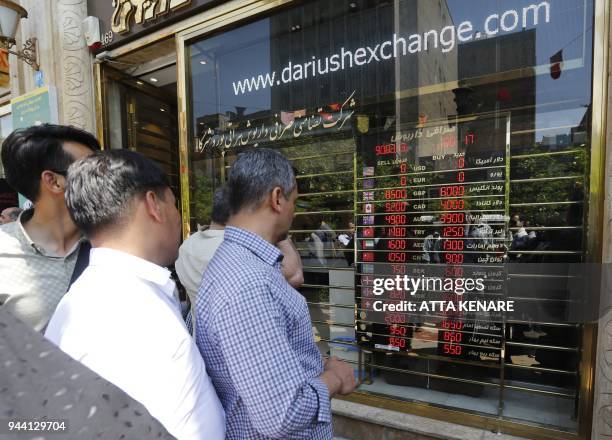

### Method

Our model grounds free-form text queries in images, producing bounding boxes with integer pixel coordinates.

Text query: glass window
[186,0,595,433]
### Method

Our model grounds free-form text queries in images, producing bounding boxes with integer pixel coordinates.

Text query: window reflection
[187,0,595,432]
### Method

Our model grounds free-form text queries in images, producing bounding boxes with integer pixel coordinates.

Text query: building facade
[5,0,612,439]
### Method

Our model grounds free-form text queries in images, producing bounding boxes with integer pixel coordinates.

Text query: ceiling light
[136,80,143,85]
[200,60,207,65]
[160,108,165,112]
[150,77,158,83]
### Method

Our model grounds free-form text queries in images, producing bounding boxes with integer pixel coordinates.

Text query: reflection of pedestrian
[308,220,337,265]
[338,221,355,266]
[423,231,441,263]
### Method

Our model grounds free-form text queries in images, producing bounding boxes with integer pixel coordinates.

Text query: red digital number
[443,343,462,356]
[441,199,465,210]
[385,189,407,200]
[385,313,407,324]
[439,186,465,197]
[441,213,465,224]
[444,266,464,277]
[464,133,476,145]
[388,240,407,250]
[391,264,406,274]
[388,290,406,300]
[375,144,395,156]
[387,226,407,237]
[457,171,465,183]
[390,325,408,336]
[385,202,408,212]
[388,252,406,263]
[457,157,465,169]
[445,253,464,264]
[389,337,407,349]
[443,240,464,251]
[443,331,463,343]
[400,163,408,173]
[441,320,464,330]
[442,226,465,237]
[385,215,406,225]
[440,135,457,149]
[400,176,408,186]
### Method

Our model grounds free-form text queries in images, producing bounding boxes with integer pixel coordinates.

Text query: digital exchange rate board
[356,115,510,366]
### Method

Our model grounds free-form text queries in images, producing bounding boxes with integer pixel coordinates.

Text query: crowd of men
[0,124,356,439]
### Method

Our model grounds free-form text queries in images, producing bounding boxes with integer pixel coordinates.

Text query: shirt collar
[88,248,176,298]
[224,226,283,266]
[16,209,82,257]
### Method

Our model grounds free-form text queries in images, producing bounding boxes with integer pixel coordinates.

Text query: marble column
[591,4,612,439]
[10,0,95,134]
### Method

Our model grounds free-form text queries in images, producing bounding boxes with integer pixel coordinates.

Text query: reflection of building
[456,29,536,147]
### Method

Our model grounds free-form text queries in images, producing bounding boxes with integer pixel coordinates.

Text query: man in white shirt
[45,150,225,440]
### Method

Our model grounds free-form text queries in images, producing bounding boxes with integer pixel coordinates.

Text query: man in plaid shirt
[195,148,355,439]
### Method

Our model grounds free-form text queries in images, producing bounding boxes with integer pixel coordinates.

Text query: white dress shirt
[45,248,225,440]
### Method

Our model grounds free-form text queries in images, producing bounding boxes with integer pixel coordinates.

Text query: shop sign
[87,0,217,50]
[11,87,59,130]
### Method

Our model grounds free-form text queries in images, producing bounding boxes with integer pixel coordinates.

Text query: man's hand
[323,357,356,396]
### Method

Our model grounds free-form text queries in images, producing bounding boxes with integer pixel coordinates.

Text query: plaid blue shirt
[195,227,332,439]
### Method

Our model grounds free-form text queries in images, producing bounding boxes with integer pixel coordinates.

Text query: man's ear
[144,190,164,223]
[40,171,65,196]
[270,187,283,214]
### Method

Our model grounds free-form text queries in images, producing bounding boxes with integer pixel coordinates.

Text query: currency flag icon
[363,227,375,238]
[362,252,375,262]
[363,191,374,201]
[362,166,375,177]
[364,203,374,214]
[361,240,375,249]
[362,215,375,225]
[361,287,374,297]
[361,275,374,285]
[363,179,375,189]
[361,263,375,274]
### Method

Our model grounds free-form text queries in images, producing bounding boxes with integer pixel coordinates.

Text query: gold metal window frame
[91,0,610,438]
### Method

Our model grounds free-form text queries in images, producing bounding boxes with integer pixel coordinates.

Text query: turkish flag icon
[362,252,375,262]
[550,50,563,80]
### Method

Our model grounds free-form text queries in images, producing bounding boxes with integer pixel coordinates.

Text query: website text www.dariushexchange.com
[232,1,551,96]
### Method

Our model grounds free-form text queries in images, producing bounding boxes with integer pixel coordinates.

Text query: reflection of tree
[510,149,587,226]
[192,168,214,225]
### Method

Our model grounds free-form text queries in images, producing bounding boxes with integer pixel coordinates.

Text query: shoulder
[0,222,22,249]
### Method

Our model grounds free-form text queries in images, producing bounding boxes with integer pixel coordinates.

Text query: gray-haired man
[195,148,355,439]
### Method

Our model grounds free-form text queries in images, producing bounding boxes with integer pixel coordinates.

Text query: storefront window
[186,0,595,433]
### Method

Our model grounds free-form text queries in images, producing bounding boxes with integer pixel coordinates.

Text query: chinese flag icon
[362,252,374,262]
[363,227,374,238]
[550,50,563,80]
